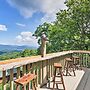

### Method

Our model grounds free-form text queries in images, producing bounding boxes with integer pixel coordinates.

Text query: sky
[0,0,66,47]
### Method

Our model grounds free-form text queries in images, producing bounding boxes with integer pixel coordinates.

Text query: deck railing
[0,50,90,90]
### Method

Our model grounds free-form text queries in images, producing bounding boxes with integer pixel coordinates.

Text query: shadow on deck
[39,70,85,90]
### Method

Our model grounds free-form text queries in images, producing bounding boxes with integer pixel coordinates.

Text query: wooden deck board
[76,68,90,90]
[39,70,85,90]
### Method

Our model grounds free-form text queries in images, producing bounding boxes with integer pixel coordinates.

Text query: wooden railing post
[43,60,47,81]
[37,62,41,85]
[40,61,43,84]
[87,54,90,67]
[22,65,26,90]
[27,64,32,90]
[10,69,14,90]
[39,60,49,88]
[17,67,20,78]
[36,62,39,86]
[2,70,6,90]
[16,67,21,90]
[23,65,26,75]
[40,32,48,57]
[51,58,54,77]
[27,64,31,74]
[87,54,89,67]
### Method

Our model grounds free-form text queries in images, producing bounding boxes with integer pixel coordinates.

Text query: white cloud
[0,24,7,31]
[16,23,26,27]
[16,31,39,47]
[7,0,67,22]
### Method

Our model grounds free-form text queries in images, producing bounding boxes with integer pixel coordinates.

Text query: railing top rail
[0,50,90,71]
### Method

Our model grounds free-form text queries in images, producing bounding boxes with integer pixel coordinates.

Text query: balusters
[88,54,90,67]
[27,64,31,74]
[16,67,21,90]
[1,51,90,90]
[10,69,14,90]
[36,62,40,86]
[40,61,43,84]
[2,70,6,90]
[85,53,87,67]
[51,58,54,77]
[27,64,32,90]
[17,67,20,78]
[50,59,53,78]
[42,60,47,82]
[48,59,51,79]
[86,53,89,67]
[22,65,26,75]
[22,65,26,90]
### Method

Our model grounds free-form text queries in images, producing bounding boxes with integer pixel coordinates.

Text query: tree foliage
[0,49,38,61]
[20,49,37,57]
[34,0,90,53]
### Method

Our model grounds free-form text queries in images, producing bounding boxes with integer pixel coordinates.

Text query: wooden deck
[0,50,90,90]
[76,68,90,90]
[38,70,85,90]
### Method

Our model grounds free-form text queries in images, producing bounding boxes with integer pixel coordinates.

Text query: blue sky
[0,0,66,47]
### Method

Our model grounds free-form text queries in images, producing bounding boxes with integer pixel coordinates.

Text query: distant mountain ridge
[0,44,37,51]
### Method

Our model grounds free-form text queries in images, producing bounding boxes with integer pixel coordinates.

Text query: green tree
[20,49,37,57]
[20,49,31,57]
[34,0,90,53]
[64,0,90,50]
[34,22,52,45]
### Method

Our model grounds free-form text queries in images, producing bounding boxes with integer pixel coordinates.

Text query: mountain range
[0,44,37,51]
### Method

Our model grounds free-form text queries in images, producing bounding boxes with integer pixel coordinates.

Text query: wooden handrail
[0,50,90,90]
[0,50,90,71]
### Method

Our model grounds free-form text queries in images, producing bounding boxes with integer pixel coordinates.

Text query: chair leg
[66,63,71,76]
[27,83,30,90]
[53,68,56,89]
[22,86,25,90]
[60,69,65,90]
[73,66,76,76]
[16,84,19,90]
[32,79,37,90]
[56,84,58,89]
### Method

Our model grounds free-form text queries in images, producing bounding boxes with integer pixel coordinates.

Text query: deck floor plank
[38,70,85,90]
[76,69,90,90]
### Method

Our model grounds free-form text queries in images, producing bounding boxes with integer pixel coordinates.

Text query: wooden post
[27,64,31,74]
[41,32,48,57]
[40,61,43,84]
[23,65,26,75]
[87,54,89,67]
[32,63,37,89]
[51,59,54,77]
[38,62,41,84]
[10,69,14,90]
[41,38,46,57]
[27,64,31,90]
[43,60,47,81]
[36,62,39,86]
[22,65,26,90]
[40,60,49,88]
[17,67,21,90]
[49,59,53,78]
[17,67,20,78]
[47,59,50,79]
[2,70,6,90]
